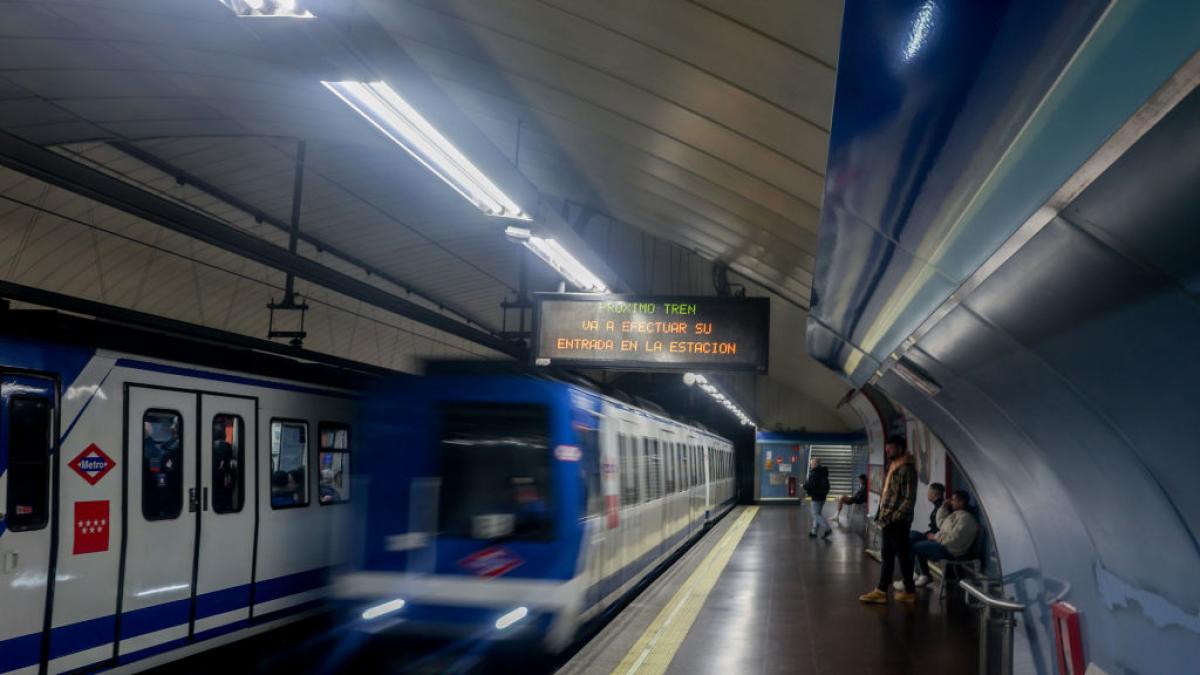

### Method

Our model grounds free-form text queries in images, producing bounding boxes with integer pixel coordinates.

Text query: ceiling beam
[108,141,491,331]
[0,130,525,359]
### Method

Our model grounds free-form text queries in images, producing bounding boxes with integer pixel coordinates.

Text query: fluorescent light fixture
[506,226,608,292]
[495,606,528,630]
[684,373,755,426]
[219,0,315,18]
[322,80,529,220]
[892,360,941,396]
[361,598,406,620]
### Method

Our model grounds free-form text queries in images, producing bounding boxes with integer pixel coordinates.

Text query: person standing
[804,457,832,539]
[860,435,918,604]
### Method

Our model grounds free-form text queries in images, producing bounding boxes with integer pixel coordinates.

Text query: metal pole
[999,614,1016,675]
[284,140,307,304]
[978,602,991,675]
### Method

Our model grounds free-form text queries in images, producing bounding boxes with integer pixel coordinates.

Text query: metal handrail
[959,578,1026,612]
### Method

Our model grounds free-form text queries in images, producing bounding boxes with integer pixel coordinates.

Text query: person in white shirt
[906,489,980,588]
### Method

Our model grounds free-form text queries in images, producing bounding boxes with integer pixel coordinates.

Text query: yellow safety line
[613,506,759,675]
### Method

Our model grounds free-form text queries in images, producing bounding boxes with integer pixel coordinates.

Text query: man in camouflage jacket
[860,435,918,604]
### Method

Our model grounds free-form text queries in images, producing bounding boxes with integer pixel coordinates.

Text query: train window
[619,434,636,506]
[270,420,309,509]
[5,397,51,531]
[211,415,244,514]
[143,409,183,521]
[437,403,553,541]
[664,441,674,493]
[577,423,601,517]
[646,439,661,501]
[318,423,350,505]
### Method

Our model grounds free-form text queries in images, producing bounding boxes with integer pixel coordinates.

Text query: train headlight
[495,606,528,630]
[361,598,405,620]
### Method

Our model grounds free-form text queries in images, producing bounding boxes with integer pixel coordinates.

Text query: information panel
[533,293,769,372]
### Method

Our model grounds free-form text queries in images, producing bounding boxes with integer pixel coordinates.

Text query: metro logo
[68,443,116,485]
[458,546,523,578]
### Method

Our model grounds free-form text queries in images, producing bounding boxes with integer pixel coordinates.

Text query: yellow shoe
[895,591,917,604]
[858,589,888,604]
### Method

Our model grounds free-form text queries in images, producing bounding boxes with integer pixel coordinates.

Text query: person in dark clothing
[834,473,869,523]
[897,482,945,589]
[860,435,918,604]
[804,457,832,539]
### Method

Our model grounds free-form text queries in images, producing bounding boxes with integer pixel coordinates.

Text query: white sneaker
[893,580,905,591]
[914,574,931,588]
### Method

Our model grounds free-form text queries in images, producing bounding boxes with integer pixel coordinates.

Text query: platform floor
[560,504,978,675]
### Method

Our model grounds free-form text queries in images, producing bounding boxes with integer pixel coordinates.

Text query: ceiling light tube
[683,372,756,426]
[219,0,315,18]
[509,231,608,292]
[322,80,529,220]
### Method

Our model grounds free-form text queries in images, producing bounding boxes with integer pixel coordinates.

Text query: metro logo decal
[73,500,110,555]
[68,444,116,485]
[458,546,524,578]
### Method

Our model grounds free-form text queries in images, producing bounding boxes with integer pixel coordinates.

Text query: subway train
[338,369,736,652]
[0,311,363,674]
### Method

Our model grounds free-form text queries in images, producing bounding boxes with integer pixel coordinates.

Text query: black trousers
[878,519,915,592]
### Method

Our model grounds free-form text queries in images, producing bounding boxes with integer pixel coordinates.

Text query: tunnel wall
[872,91,1200,675]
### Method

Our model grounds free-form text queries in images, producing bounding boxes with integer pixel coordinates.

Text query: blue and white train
[0,312,363,674]
[339,371,736,651]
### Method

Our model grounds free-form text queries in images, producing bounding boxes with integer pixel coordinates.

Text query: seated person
[908,482,945,548]
[833,473,868,522]
[908,489,980,588]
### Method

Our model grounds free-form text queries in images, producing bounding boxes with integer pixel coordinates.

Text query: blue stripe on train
[0,566,331,673]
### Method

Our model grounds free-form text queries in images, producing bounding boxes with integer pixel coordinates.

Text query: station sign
[532,293,769,372]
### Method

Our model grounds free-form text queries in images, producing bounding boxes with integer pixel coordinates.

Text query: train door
[195,394,255,637]
[0,373,56,674]
[119,386,197,659]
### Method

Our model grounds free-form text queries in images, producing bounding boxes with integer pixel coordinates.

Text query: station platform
[560,504,977,675]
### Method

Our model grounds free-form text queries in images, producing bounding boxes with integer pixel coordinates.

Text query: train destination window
[143,410,183,521]
[211,415,244,514]
[437,403,553,541]
[318,423,350,505]
[271,420,309,509]
[6,397,51,531]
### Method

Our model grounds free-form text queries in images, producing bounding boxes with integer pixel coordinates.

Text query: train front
[334,375,588,652]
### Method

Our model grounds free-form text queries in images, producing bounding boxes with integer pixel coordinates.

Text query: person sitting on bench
[833,473,868,523]
[909,489,979,588]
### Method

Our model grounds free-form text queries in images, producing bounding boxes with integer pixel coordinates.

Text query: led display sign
[533,293,769,372]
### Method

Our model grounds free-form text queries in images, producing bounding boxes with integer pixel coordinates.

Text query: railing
[960,578,1026,675]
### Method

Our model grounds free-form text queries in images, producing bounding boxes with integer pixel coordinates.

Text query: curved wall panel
[876,91,1200,674]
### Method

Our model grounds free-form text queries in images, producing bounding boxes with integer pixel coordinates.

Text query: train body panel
[0,324,359,675]
[341,374,735,652]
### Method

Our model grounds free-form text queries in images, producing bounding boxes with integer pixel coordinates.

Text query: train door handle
[2,550,17,574]
[188,487,199,513]
[202,487,209,512]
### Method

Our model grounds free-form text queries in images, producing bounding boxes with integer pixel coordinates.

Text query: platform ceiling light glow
[361,598,405,620]
[219,0,314,18]
[505,226,608,292]
[495,606,528,630]
[322,80,530,220]
[684,373,755,426]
